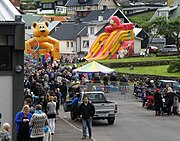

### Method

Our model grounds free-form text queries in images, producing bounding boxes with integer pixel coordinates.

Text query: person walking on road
[78,95,95,139]
[70,92,81,120]
[165,87,175,116]
[15,105,32,141]
[154,88,163,116]
[29,104,48,141]
[47,95,56,135]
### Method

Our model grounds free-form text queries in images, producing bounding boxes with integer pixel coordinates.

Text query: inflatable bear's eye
[42,25,45,28]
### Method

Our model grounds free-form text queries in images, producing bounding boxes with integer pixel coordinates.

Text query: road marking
[58,115,96,141]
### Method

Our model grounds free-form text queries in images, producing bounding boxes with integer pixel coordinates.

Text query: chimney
[167,0,174,7]
[50,17,54,22]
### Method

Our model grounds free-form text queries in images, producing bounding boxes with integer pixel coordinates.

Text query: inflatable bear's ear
[32,22,37,28]
[45,21,49,27]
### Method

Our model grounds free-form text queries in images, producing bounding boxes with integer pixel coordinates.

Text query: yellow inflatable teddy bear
[25,21,60,60]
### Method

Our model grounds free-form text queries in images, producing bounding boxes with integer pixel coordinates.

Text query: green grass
[77,56,180,77]
[128,11,155,19]
[97,56,178,63]
[114,65,180,77]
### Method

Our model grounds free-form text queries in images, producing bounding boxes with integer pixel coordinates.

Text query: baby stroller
[161,98,168,115]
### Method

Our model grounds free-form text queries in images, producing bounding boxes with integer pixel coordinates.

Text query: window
[0,46,12,71]
[67,42,69,47]
[83,40,89,48]
[159,11,168,18]
[90,27,95,35]
[57,1,63,5]
[43,3,52,9]
[71,42,73,48]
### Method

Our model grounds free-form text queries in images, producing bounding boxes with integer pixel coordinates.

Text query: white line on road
[58,115,96,141]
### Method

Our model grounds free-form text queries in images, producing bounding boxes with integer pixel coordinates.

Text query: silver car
[160,45,178,53]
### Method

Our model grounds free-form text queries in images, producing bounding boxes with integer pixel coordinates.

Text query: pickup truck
[64,91,118,125]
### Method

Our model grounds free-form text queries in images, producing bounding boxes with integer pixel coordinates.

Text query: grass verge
[114,65,180,77]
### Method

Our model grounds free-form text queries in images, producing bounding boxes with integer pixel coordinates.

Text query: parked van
[160,45,178,53]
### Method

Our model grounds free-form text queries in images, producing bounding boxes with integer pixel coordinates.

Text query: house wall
[37,9,55,14]
[134,38,141,55]
[60,40,75,54]
[55,6,67,15]
[99,0,117,9]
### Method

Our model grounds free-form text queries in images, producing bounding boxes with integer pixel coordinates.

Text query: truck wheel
[107,117,115,125]
[70,111,75,120]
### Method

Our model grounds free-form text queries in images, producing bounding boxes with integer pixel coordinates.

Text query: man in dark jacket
[154,88,163,116]
[78,95,95,139]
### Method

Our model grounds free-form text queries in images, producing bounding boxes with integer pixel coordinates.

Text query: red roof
[9,0,20,7]
[43,16,69,22]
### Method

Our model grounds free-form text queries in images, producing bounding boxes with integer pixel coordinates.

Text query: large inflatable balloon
[25,22,60,60]
[85,16,134,61]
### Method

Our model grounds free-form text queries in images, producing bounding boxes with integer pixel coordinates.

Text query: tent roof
[73,61,115,74]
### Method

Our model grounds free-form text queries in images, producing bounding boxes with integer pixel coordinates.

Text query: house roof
[43,15,68,22]
[66,0,101,6]
[22,14,45,27]
[48,21,61,31]
[134,27,142,36]
[51,22,87,40]
[0,0,21,21]
[69,8,131,23]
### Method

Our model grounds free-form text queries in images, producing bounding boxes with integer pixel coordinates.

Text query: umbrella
[73,61,115,74]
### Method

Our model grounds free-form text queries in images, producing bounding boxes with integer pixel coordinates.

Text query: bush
[167,59,180,73]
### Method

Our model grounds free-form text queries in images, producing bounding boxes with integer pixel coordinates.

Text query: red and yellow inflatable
[85,16,134,61]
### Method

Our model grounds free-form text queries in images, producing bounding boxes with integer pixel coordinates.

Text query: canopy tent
[73,61,115,74]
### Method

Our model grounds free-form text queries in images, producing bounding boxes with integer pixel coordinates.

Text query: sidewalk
[53,116,83,141]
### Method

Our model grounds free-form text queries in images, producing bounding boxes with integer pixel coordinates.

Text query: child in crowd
[0,122,11,141]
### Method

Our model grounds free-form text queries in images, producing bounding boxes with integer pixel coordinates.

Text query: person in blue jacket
[15,105,32,141]
[70,93,81,120]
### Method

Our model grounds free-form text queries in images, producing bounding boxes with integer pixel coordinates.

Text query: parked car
[64,91,118,125]
[134,80,180,98]
[148,46,158,54]
[159,45,178,53]
[156,80,180,95]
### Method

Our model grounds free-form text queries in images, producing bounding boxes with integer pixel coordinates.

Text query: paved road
[54,92,180,141]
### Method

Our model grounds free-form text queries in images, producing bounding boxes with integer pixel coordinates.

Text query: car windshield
[85,93,107,102]
[173,82,180,88]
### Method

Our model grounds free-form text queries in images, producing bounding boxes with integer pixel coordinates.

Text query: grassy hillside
[114,65,180,77]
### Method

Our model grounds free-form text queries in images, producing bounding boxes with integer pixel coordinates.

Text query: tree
[166,16,180,55]
[144,16,168,55]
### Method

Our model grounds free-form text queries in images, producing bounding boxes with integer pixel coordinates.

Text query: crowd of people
[141,84,179,116]
[14,56,99,141]
[0,54,179,140]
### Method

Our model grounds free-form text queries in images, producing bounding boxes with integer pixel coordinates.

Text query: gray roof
[51,22,87,40]
[66,0,101,6]
[48,21,61,31]
[70,9,130,23]
[22,14,45,27]
[0,0,21,21]
[83,9,117,22]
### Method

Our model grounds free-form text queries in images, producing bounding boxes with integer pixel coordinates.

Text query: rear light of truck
[114,103,118,113]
